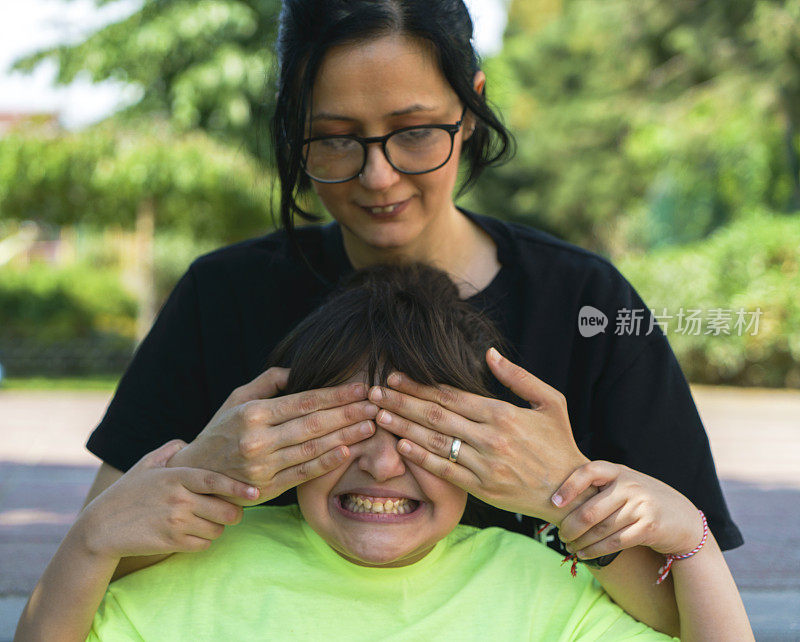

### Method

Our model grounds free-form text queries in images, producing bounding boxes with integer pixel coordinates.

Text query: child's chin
[342,542,430,568]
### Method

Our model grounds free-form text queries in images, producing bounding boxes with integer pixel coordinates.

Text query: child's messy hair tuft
[267,262,505,398]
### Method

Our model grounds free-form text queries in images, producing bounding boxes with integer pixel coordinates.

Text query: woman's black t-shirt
[86,208,743,551]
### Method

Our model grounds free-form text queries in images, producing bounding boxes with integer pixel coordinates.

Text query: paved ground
[1,386,799,640]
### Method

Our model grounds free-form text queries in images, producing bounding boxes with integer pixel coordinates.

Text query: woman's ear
[473,70,486,97]
[464,70,486,141]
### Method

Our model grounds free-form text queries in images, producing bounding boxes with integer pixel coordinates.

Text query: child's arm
[14,441,257,642]
[553,461,753,642]
[81,462,178,584]
[13,518,119,642]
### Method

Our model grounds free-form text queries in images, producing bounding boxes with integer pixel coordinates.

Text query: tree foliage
[465,0,800,256]
[11,0,800,254]
[619,209,800,387]
[0,120,275,242]
[13,0,282,160]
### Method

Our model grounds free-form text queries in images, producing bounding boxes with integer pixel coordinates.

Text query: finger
[368,385,476,440]
[375,409,482,474]
[268,445,352,491]
[558,484,627,542]
[395,438,482,491]
[259,382,368,426]
[271,420,375,470]
[575,522,644,560]
[137,439,188,470]
[184,515,226,542]
[179,468,260,501]
[552,460,621,508]
[152,439,188,465]
[271,401,379,449]
[224,367,291,410]
[384,371,494,423]
[567,505,632,552]
[486,347,561,411]
[238,366,291,400]
[174,534,214,553]
[191,495,244,526]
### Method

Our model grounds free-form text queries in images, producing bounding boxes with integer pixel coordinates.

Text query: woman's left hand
[367,347,590,524]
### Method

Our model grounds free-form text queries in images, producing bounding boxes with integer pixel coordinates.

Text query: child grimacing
[15,264,753,641]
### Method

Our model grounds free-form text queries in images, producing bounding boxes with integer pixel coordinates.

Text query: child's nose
[356,426,406,482]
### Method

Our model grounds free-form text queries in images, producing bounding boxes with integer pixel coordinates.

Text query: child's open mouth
[334,493,424,522]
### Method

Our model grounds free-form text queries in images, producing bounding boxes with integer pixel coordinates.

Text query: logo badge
[578,306,608,337]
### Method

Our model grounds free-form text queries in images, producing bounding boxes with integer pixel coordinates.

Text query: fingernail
[387,372,401,387]
[360,421,374,436]
[576,550,588,559]
[398,442,411,454]
[247,487,259,499]
[377,410,392,425]
[488,347,501,363]
[369,387,383,402]
[552,493,563,507]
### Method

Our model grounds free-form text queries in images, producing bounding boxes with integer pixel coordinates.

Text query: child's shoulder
[235,504,306,546]
[446,524,603,588]
[449,523,559,557]
[239,503,304,529]
[447,524,568,569]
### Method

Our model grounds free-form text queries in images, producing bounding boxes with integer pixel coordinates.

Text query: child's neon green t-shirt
[87,504,677,641]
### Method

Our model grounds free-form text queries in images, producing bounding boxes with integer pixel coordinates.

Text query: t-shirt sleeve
[511,533,678,641]
[86,265,211,472]
[569,596,679,641]
[588,268,743,550]
[86,589,145,641]
[567,583,679,641]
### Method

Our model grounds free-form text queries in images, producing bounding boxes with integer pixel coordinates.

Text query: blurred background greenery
[1,0,798,387]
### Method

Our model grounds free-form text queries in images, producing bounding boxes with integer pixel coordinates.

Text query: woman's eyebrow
[311,104,438,122]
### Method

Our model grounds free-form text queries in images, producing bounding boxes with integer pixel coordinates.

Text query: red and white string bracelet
[655,510,708,585]
[536,522,582,576]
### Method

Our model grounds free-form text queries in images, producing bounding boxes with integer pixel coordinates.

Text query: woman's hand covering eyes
[368,348,592,525]
[166,367,379,505]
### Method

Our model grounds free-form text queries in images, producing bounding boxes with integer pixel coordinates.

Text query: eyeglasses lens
[302,128,452,182]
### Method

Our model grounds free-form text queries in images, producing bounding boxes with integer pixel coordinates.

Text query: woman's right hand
[78,440,258,560]
[166,367,379,506]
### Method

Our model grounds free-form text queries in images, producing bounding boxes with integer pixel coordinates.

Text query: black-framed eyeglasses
[301,106,468,183]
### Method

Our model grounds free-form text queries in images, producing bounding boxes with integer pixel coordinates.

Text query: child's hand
[78,440,259,560]
[552,460,704,559]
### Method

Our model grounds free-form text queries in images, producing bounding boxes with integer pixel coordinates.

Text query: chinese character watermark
[578,307,763,337]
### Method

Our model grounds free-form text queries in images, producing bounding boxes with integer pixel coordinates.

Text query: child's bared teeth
[342,493,419,514]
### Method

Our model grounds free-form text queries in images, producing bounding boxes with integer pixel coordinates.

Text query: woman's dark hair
[269,0,516,238]
[266,262,504,397]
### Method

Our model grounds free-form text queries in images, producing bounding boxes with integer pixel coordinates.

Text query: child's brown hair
[267,262,504,397]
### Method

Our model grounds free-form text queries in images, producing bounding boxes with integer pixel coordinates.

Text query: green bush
[0,263,137,376]
[618,210,800,387]
[0,262,137,340]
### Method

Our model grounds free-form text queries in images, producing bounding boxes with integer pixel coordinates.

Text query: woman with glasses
[77,0,742,636]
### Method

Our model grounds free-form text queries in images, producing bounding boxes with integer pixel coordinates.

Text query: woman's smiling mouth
[359,197,412,218]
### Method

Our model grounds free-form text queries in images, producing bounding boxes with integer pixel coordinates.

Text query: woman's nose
[358,144,401,191]
[356,426,406,482]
